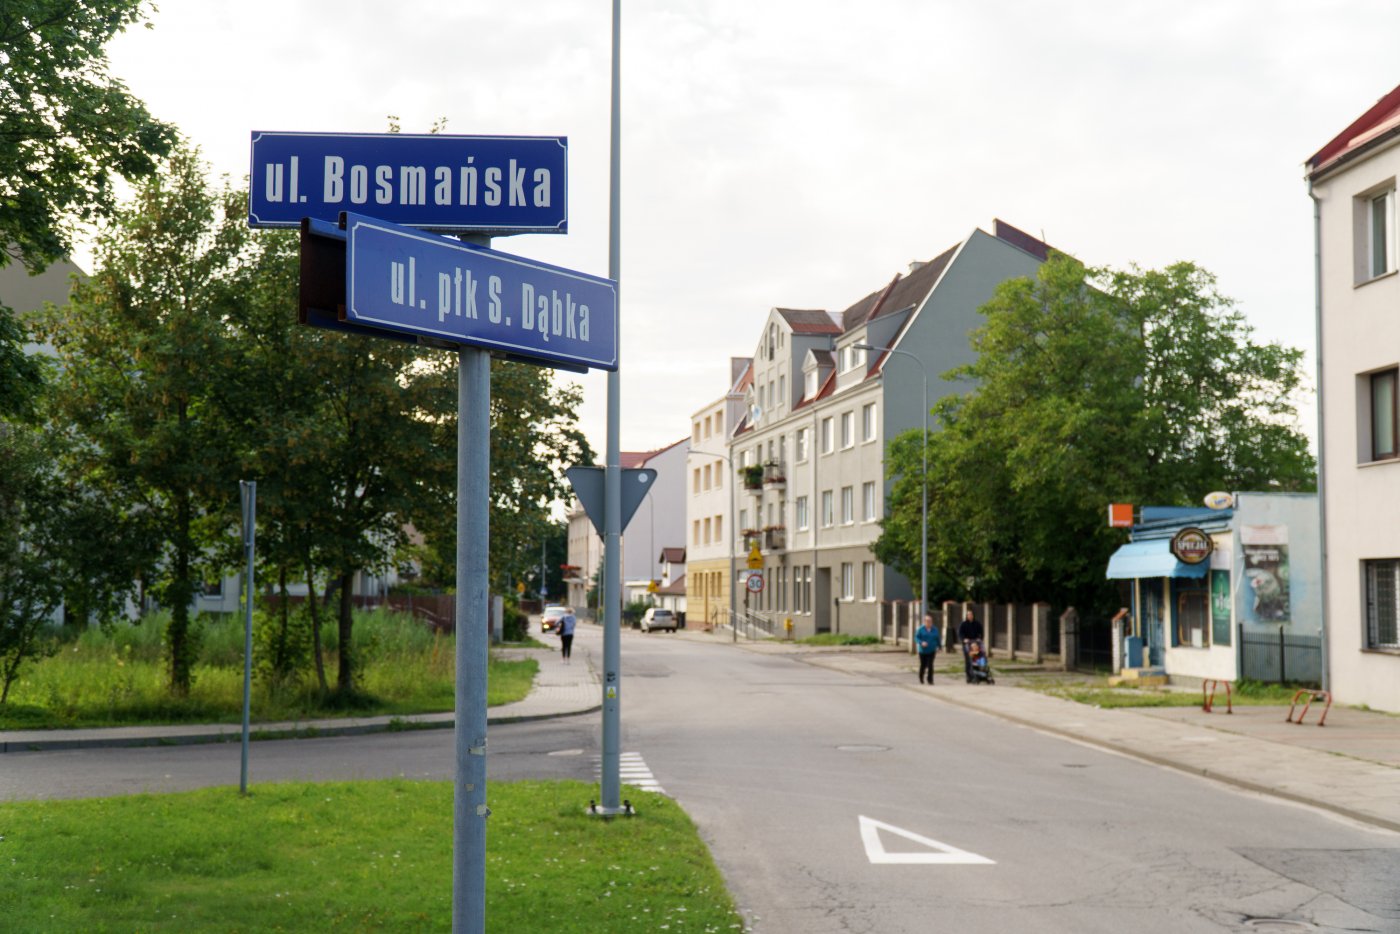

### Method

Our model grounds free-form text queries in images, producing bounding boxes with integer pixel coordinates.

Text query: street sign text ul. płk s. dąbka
[249,131,567,234]
[299,214,617,371]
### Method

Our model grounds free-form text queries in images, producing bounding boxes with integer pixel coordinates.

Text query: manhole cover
[836,744,890,753]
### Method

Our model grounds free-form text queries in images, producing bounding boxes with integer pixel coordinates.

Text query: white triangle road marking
[859,815,995,865]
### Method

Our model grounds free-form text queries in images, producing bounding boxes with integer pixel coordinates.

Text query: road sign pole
[239,481,255,796]
[454,238,492,934]
[598,0,625,817]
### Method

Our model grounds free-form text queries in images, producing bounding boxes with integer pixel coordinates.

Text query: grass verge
[1015,674,1312,708]
[797,633,882,646]
[0,779,743,933]
[1,610,538,730]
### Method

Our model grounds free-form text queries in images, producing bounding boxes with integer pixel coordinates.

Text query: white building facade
[685,359,751,628]
[1307,86,1400,712]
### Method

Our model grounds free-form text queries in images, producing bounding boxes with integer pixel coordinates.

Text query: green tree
[39,147,238,695]
[1,0,176,272]
[874,254,1315,615]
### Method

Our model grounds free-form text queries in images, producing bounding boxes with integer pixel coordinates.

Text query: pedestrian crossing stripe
[593,752,667,796]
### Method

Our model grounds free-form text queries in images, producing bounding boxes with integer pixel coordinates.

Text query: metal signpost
[249,131,567,233]
[260,124,612,934]
[238,481,256,796]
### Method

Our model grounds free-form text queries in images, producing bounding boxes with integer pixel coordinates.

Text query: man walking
[915,613,940,684]
[958,608,984,683]
[558,607,577,663]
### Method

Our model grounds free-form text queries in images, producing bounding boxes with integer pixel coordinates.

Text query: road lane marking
[859,816,995,865]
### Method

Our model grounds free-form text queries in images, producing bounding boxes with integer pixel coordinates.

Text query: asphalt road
[5,625,1398,934]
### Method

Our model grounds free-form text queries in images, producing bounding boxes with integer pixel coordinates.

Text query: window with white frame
[862,481,877,521]
[739,509,748,533]
[821,417,834,454]
[840,486,854,524]
[778,375,785,409]
[1365,559,1400,649]
[796,427,809,461]
[840,411,854,448]
[821,490,834,527]
[1372,368,1398,461]
[795,495,809,530]
[1370,188,1397,279]
[805,370,818,398]
[840,562,854,600]
[862,402,876,442]
[862,561,876,600]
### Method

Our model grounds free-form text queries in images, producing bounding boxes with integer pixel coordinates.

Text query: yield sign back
[859,816,995,865]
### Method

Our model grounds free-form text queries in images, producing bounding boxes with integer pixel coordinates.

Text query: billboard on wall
[1240,525,1290,625]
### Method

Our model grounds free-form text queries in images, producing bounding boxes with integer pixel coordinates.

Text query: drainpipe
[1309,178,1330,695]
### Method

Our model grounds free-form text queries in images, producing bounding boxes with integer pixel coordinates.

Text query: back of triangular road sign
[565,466,658,537]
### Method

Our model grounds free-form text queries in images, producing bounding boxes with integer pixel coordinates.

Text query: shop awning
[1105,539,1209,580]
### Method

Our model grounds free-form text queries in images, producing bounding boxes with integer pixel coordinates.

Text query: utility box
[1124,635,1144,669]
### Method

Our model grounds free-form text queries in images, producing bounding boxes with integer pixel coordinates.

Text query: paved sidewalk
[675,626,1400,835]
[0,639,600,754]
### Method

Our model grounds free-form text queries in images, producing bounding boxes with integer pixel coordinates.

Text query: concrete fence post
[1033,602,1049,664]
[1060,607,1078,672]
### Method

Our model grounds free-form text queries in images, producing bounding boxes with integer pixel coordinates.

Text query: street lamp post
[855,343,928,640]
[693,448,738,642]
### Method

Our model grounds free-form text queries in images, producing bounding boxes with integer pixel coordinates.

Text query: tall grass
[1,608,535,729]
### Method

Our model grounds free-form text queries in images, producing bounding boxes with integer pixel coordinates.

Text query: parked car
[640,607,677,633]
[541,605,571,633]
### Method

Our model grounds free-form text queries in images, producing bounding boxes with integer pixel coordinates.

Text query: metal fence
[1076,616,1114,672]
[1239,626,1322,686]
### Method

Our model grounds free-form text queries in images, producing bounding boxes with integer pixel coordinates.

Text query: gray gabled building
[725,220,1053,637]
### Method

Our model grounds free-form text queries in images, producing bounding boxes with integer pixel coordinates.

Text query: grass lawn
[0,610,538,730]
[796,633,882,647]
[0,779,742,933]
[1012,673,1310,708]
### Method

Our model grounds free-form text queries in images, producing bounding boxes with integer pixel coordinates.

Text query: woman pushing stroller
[958,609,993,684]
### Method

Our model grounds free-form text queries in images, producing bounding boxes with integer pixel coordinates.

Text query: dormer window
[805,370,818,398]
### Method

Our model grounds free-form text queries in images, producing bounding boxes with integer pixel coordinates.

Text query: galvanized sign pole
[597,0,626,817]
[238,480,256,796]
[454,234,492,934]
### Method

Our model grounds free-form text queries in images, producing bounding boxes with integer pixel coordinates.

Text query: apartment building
[726,221,1052,638]
[685,358,752,627]
[1306,85,1400,712]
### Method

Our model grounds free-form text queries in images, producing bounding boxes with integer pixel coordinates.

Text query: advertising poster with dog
[1240,525,1290,624]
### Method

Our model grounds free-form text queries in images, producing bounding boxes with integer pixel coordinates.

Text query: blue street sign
[343,213,617,371]
[249,131,567,234]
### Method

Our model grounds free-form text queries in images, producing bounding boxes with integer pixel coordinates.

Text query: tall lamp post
[693,448,738,642]
[855,343,929,633]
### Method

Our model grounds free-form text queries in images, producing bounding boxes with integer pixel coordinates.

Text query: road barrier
[1286,688,1332,727]
[1201,679,1233,714]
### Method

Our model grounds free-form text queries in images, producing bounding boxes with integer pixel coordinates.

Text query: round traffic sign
[746,574,764,594]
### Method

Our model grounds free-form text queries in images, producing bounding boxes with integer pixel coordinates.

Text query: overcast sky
[101,0,1400,456]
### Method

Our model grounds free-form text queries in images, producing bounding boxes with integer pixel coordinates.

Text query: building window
[1372,189,1396,279]
[693,421,701,444]
[862,402,877,442]
[202,579,224,598]
[840,411,854,448]
[693,519,700,545]
[714,459,724,488]
[840,562,854,600]
[778,375,785,409]
[862,561,876,600]
[805,370,818,398]
[1366,560,1400,649]
[1176,589,1209,648]
[795,495,809,531]
[840,486,854,524]
[821,417,834,454]
[796,427,809,461]
[693,468,701,494]
[703,517,712,545]
[714,515,722,542]
[862,481,877,521]
[821,490,834,527]
[1373,369,1398,461]
[739,509,748,534]
[703,463,712,490]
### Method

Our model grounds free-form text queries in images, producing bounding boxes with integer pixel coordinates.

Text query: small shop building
[1104,493,1321,686]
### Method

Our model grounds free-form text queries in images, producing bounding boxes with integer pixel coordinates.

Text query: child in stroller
[964,639,994,684]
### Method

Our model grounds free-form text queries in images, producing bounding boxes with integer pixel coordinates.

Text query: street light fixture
[692,447,739,643]
[854,343,929,636]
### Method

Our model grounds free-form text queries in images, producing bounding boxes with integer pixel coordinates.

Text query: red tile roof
[1307,83,1400,179]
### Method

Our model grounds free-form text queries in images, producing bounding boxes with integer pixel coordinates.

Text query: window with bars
[1365,559,1400,649]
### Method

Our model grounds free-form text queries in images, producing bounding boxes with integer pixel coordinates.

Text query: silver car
[640,607,677,632]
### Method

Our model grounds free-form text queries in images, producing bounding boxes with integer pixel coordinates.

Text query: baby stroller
[964,639,994,685]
